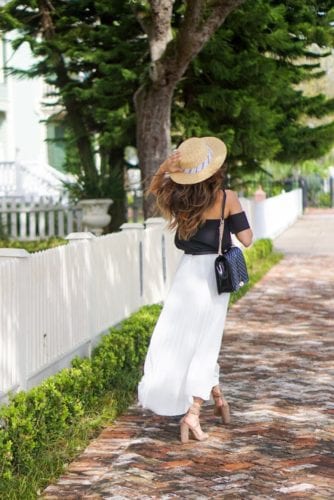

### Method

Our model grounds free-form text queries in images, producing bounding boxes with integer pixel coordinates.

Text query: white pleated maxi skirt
[138,253,230,416]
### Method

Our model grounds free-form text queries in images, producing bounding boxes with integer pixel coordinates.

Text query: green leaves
[175,0,334,181]
[0,0,333,205]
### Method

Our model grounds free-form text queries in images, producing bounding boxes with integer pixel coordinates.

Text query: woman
[138,137,253,443]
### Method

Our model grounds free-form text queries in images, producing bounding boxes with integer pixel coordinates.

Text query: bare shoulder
[225,189,238,201]
[224,189,243,216]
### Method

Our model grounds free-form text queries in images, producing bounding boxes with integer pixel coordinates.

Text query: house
[0,32,69,200]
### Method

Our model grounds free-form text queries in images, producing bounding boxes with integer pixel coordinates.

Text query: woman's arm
[149,151,182,195]
[226,190,253,247]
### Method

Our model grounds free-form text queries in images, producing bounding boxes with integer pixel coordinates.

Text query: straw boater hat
[170,136,227,185]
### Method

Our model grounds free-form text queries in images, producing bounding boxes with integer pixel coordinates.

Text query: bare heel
[212,386,231,425]
[214,399,231,424]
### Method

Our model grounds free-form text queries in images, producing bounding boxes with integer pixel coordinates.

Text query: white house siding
[0,35,10,161]
[0,32,68,199]
[6,36,48,164]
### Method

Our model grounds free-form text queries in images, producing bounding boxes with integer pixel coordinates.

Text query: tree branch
[172,0,246,80]
[37,0,56,39]
[180,0,205,35]
[149,0,174,61]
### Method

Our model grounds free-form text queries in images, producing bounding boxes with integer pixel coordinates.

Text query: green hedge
[0,239,281,497]
[0,305,160,485]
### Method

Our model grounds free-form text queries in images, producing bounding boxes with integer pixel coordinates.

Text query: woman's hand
[149,150,182,195]
[159,150,182,174]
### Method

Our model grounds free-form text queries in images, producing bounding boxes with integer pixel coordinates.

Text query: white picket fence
[0,220,182,401]
[240,188,303,240]
[0,198,82,239]
[0,189,303,402]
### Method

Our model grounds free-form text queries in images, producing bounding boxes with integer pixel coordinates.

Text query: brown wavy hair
[152,167,226,240]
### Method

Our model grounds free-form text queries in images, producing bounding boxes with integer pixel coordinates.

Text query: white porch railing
[0,189,303,402]
[0,160,72,199]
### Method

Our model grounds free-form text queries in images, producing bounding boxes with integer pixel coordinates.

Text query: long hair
[152,167,226,240]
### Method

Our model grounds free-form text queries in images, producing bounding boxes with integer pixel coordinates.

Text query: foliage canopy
[0,0,334,214]
[174,0,334,185]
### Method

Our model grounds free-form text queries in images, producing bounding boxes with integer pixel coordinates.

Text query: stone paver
[42,213,334,499]
[274,211,334,255]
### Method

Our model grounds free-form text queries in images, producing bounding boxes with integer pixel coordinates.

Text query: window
[46,121,66,171]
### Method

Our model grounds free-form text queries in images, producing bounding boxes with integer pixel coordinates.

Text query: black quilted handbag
[214,191,249,294]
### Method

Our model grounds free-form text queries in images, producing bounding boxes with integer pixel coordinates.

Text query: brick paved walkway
[43,216,334,499]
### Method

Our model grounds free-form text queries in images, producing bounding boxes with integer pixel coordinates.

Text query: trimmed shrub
[0,304,160,482]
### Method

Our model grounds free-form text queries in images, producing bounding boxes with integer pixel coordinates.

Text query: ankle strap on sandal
[188,401,201,416]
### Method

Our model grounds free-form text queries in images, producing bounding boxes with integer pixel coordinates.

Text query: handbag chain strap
[218,189,227,256]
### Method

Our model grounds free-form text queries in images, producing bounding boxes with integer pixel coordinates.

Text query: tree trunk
[134,82,175,217]
[103,149,127,233]
[104,194,126,233]
[134,0,246,217]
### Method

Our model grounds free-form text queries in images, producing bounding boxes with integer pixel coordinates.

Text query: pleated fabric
[138,253,230,416]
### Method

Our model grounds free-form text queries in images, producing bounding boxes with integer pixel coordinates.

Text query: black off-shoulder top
[174,211,250,254]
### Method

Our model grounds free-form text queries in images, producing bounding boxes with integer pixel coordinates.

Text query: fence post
[120,223,145,301]
[65,232,97,356]
[65,231,96,243]
[143,218,168,304]
[144,217,167,288]
[0,248,30,391]
[144,217,165,228]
